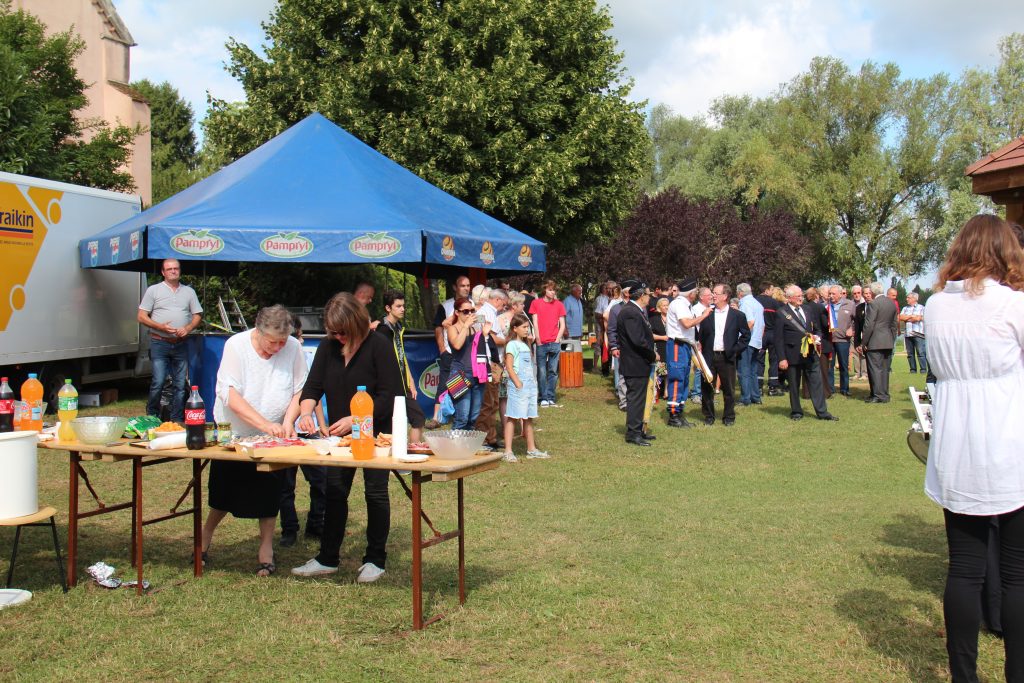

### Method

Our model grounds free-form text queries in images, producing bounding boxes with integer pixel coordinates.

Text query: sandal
[191,550,210,568]
[256,561,276,577]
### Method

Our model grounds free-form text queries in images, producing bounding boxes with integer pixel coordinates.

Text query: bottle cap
[191,385,198,390]
[28,373,37,379]
[65,379,72,384]
[1,377,7,382]
[357,385,366,391]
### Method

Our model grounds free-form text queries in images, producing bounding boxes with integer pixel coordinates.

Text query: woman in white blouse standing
[925,214,1024,682]
[201,305,308,577]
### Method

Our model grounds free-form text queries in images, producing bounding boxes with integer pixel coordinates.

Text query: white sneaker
[501,452,519,463]
[540,400,551,407]
[291,558,338,577]
[356,562,386,583]
[526,450,551,459]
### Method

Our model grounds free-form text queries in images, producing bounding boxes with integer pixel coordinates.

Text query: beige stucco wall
[13,0,152,205]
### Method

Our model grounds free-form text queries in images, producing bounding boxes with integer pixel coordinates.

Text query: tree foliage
[547,189,811,289]
[0,1,137,191]
[203,0,649,248]
[131,79,198,202]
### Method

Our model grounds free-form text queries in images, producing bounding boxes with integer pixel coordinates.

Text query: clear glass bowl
[70,416,130,444]
[423,429,486,460]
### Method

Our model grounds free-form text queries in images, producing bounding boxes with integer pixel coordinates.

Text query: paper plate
[0,589,32,610]
[394,453,429,463]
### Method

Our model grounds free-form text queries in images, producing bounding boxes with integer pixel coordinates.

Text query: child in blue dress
[503,313,549,462]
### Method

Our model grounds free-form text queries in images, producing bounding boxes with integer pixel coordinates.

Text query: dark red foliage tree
[548,189,812,291]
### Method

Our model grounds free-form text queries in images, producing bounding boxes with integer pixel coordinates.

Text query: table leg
[68,452,80,587]
[458,478,465,605]
[193,459,203,578]
[412,471,423,630]
[133,457,143,595]
[130,465,138,568]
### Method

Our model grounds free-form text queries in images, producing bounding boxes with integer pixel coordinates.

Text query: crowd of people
[588,275,930,446]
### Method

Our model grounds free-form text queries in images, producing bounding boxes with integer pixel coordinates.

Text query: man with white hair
[774,284,837,421]
[826,284,856,396]
[899,292,927,374]
[861,281,898,403]
[850,284,866,379]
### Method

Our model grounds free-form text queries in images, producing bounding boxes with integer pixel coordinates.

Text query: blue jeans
[453,380,484,430]
[536,341,561,403]
[664,340,692,412]
[738,346,762,403]
[906,335,927,373]
[147,338,189,420]
[828,341,851,393]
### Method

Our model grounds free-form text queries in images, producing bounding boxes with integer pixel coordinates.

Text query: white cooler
[0,431,39,519]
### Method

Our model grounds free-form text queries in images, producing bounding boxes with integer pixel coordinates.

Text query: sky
[115,0,1024,132]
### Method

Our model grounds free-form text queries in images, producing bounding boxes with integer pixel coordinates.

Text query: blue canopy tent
[79,112,546,276]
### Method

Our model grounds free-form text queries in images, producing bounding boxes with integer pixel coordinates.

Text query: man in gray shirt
[138,258,203,420]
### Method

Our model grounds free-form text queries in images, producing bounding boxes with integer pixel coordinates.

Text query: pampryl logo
[170,229,224,256]
[418,362,440,400]
[479,240,495,265]
[440,235,456,261]
[349,232,402,259]
[261,231,313,258]
[517,244,533,267]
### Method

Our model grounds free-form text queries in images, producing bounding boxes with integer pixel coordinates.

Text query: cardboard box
[78,388,118,407]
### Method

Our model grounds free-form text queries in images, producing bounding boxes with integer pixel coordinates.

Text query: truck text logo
[0,181,63,331]
[260,232,313,259]
[348,232,401,259]
[0,208,34,239]
[170,229,224,257]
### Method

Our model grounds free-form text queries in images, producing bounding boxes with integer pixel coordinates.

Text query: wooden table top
[38,439,502,481]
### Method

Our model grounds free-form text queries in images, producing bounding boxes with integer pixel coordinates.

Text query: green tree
[0,1,137,191]
[203,0,649,248]
[131,79,199,202]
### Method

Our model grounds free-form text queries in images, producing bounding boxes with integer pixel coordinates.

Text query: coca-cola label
[184,408,206,425]
[0,399,13,414]
[58,396,78,411]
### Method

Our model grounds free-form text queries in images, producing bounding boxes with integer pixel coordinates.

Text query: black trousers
[942,506,1024,683]
[624,374,648,440]
[701,352,736,422]
[785,355,828,418]
[866,348,891,400]
[277,465,327,535]
[316,467,390,569]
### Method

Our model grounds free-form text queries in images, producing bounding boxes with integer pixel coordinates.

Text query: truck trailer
[0,171,148,407]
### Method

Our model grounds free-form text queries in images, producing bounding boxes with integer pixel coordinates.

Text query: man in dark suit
[617,280,658,446]
[774,284,838,421]
[860,281,898,403]
[696,283,750,426]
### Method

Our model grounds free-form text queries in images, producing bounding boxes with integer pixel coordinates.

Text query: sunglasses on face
[459,309,475,314]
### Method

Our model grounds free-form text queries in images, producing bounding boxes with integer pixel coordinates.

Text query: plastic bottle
[57,379,79,441]
[20,373,44,432]
[184,386,206,450]
[0,377,14,433]
[391,396,408,459]
[350,385,374,460]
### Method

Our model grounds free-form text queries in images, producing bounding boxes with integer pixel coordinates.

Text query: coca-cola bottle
[184,385,206,450]
[0,377,14,433]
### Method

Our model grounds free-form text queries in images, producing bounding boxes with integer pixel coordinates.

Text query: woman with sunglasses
[443,296,491,430]
[291,292,404,583]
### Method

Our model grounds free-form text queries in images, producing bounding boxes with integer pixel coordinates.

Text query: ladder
[217,295,248,332]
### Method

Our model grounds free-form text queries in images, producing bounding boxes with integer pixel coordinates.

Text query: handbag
[446,369,470,400]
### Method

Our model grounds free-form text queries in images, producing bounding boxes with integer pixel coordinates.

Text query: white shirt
[666,296,695,342]
[902,303,925,337]
[924,279,1024,515]
[594,293,610,316]
[713,307,728,351]
[441,298,456,352]
[213,330,308,438]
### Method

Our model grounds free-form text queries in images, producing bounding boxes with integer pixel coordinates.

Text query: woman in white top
[201,305,308,577]
[924,214,1024,682]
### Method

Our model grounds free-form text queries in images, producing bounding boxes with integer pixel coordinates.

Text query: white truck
[0,171,149,407]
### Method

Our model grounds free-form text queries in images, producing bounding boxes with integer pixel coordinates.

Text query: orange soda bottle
[350,385,374,460]
[20,373,44,432]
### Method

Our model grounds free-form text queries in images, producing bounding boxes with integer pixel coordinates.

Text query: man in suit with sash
[774,284,839,421]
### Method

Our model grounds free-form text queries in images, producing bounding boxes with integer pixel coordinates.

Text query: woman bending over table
[203,305,307,577]
[925,214,1024,682]
[291,293,404,583]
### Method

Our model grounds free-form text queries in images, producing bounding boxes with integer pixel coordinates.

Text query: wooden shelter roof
[966,136,1024,200]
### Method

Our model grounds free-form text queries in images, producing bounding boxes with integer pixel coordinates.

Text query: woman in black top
[291,293,404,583]
[649,297,669,399]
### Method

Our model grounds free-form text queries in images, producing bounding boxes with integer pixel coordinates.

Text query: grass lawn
[0,358,1005,681]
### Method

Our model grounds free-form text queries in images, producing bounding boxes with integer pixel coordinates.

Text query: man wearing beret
[617,280,658,446]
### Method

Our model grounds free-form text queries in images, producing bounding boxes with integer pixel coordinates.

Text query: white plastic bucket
[0,431,39,519]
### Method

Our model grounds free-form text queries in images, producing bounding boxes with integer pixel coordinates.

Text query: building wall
[13,0,152,205]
